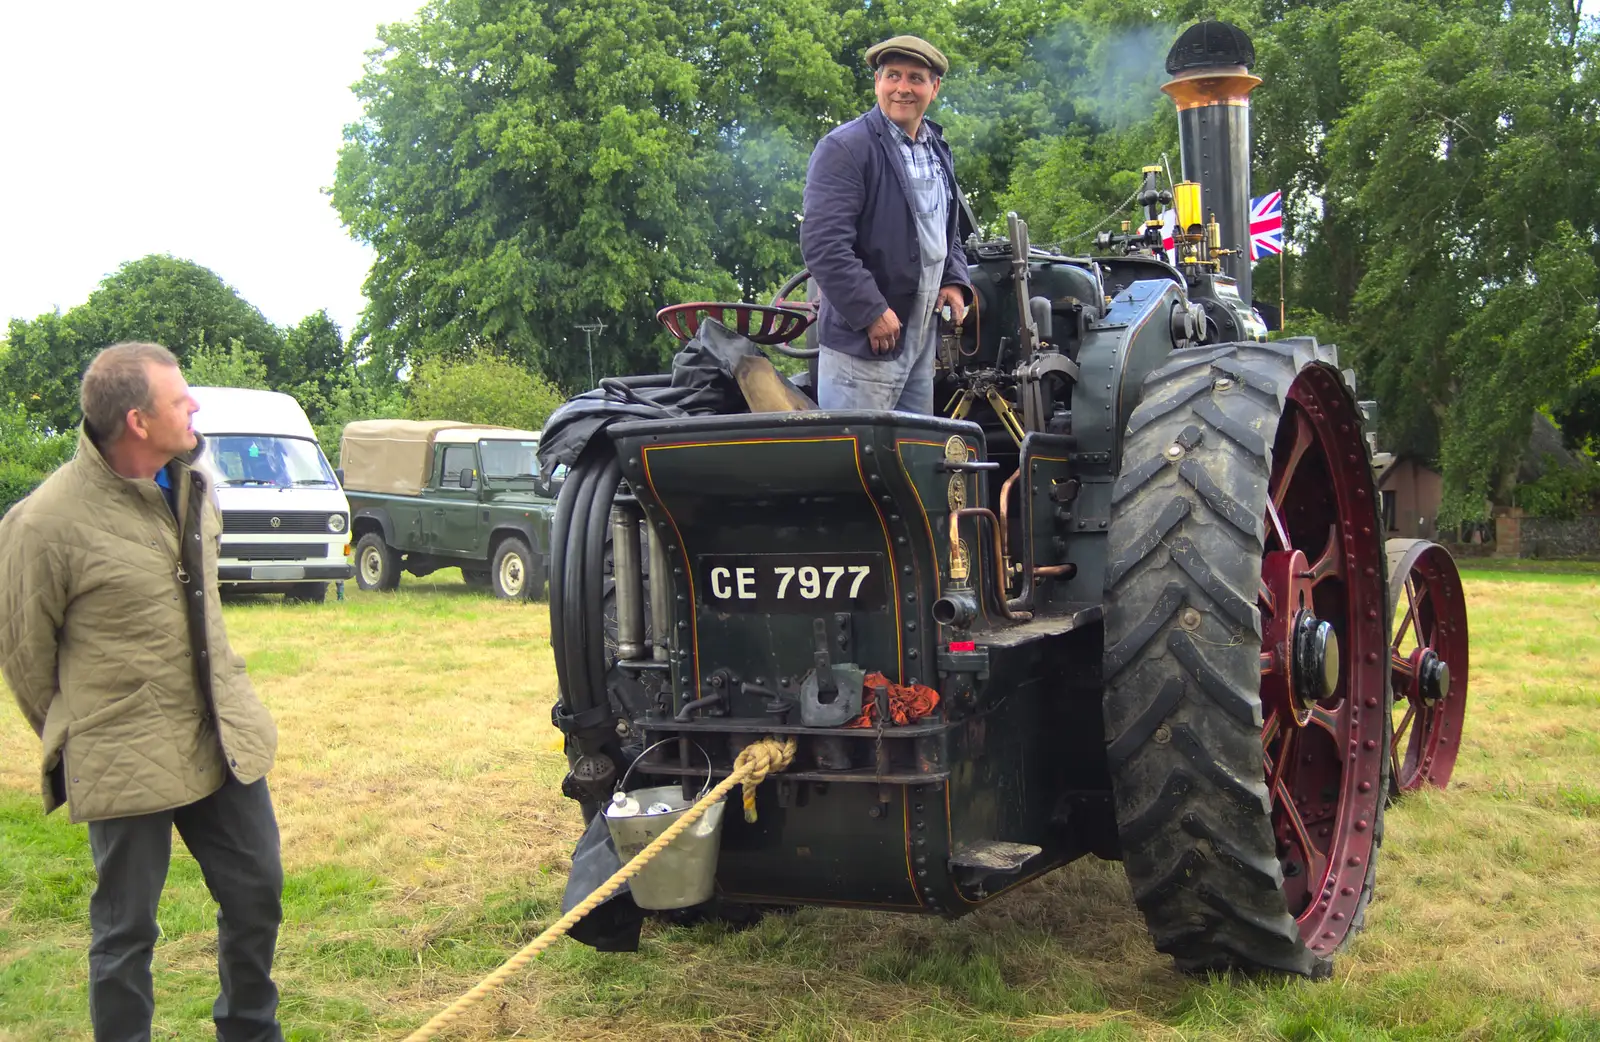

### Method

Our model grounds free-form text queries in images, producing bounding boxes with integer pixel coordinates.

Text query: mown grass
[1,568,1597,1041]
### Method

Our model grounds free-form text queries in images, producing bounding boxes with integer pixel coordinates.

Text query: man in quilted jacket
[0,342,283,1042]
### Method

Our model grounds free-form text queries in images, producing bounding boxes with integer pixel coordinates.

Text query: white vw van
[189,386,355,601]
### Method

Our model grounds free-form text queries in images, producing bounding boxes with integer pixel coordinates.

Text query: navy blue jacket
[800,106,972,360]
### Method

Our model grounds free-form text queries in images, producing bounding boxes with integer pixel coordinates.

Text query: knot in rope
[736,736,797,822]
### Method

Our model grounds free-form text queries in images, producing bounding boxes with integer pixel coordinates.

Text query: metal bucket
[603,743,724,910]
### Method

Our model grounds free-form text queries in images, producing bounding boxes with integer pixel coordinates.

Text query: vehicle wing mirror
[459,468,475,489]
[334,468,344,488]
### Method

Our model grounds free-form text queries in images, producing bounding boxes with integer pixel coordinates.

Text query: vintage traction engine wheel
[1103,338,1390,977]
[1385,539,1469,795]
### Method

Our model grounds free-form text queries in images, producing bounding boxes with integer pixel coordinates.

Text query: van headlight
[328,513,347,534]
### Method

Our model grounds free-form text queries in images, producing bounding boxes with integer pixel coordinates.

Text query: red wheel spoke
[1260,651,1277,676]
[1267,726,1297,794]
[1411,582,1436,646]
[1308,706,1341,740]
[1305,525,1344,585]
[1259,579,1278,618]
[1266,499,1292,552]
[1271,412,1317,510]
[1393,578,1420,652]
[1392,703,1417,749]
[1273,779,1324,879]
[1262,708,1282,749]
[1392,652,1417,679]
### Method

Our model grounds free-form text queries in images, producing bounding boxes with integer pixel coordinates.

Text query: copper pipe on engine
[998,470,1021,591]
[947,507,1032,621]
[1034,564,1078,578]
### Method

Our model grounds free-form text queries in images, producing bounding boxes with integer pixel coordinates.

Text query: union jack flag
[1249,191,1284,261]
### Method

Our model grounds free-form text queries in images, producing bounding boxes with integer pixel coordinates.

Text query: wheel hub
[1261,549,1345,726]
[1293,612,1339,708]
[1416,648,1449,707]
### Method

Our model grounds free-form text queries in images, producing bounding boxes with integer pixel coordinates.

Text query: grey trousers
[86,776,284,1042]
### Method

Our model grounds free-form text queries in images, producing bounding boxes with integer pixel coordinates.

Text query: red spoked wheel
[1256,365,1390,957]
[1104,338,1390,977]
[1385,539,1468,795]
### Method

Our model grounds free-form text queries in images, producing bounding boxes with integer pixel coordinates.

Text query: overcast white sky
[0,1,424,338]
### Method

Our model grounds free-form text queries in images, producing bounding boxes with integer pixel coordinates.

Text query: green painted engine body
[584,250,1207,912]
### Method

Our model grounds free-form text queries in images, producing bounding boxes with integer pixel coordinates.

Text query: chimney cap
[1166,21,1255,75]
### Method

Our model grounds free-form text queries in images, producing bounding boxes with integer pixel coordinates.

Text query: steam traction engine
[542,21,1470,977]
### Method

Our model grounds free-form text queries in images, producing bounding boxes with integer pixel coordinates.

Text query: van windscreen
[202,436,337,488]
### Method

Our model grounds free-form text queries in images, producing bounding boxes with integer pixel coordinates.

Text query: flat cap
[865,35,949,77]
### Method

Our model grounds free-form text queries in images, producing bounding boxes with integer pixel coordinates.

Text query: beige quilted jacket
[0,430,277,822]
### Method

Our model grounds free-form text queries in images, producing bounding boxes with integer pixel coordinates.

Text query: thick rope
[401,736,797,1042]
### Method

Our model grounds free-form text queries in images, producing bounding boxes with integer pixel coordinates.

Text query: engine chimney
[1162,22,1261,304]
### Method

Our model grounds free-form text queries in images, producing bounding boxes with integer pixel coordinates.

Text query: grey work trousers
[86,775,284,1042]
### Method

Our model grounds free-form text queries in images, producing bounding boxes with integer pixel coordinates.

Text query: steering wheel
[769,268,820,359]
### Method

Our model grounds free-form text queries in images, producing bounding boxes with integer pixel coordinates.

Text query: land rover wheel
[354,533,401,592]
[492,537,539,601]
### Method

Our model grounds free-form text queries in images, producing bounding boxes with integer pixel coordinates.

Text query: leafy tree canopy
[1,255,286,431]
[408,350,567,432]
[333,0,961,389]
[1249,0,1599,521]
[321,0,1594,522]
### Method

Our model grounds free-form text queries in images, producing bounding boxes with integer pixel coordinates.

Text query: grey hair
[80,341,180,443]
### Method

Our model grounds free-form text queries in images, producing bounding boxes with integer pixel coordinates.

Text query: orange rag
[845,672,940,728]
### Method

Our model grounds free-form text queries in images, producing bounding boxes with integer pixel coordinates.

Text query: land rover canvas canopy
[339,420,537,495]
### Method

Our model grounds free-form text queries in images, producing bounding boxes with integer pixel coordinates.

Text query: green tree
[1248,0,1600,521]
[1,256,288,431]
[183,336,271,390]
[281,310,350,396]
[333,0,957,389]
[68,255,285,369]
[407,351,567,432]
[0,311,89,434]
[0,403,76,515]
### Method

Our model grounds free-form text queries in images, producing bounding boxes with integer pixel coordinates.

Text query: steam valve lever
[812,617,837,698]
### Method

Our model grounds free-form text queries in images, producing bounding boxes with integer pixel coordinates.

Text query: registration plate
[698,553,887,613]
[250,565,306,580]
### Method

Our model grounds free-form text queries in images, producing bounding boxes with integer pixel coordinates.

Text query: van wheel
[285,582,328,603]
[492,537,540,601]
[355,533,401,592]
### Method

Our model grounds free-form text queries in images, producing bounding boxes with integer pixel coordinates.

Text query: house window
[1380,490,1398,532]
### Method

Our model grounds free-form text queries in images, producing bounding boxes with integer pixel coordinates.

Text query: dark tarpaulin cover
[559,809,645,951]
[539,317,806,474]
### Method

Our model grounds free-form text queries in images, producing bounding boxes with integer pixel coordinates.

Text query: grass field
[2,566,1598,1041]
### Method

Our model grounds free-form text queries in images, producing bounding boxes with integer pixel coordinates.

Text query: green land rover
[340,420,560,600]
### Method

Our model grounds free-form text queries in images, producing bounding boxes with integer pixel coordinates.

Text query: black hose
[547,455,587,701]
[581,458,624,705]
[555,453,607,720]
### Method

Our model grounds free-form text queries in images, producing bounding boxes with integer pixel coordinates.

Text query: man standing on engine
[801,34,973,413]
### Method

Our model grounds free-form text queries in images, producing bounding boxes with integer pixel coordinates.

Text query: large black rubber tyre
[1102,339,1390,979]
[354,533,401,592]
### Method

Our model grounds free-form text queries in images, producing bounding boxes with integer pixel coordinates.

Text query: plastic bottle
[609,791,641,817]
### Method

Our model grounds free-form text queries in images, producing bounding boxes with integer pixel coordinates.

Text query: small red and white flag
[1160,209,1176,262]
[1249,191,1284,261]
